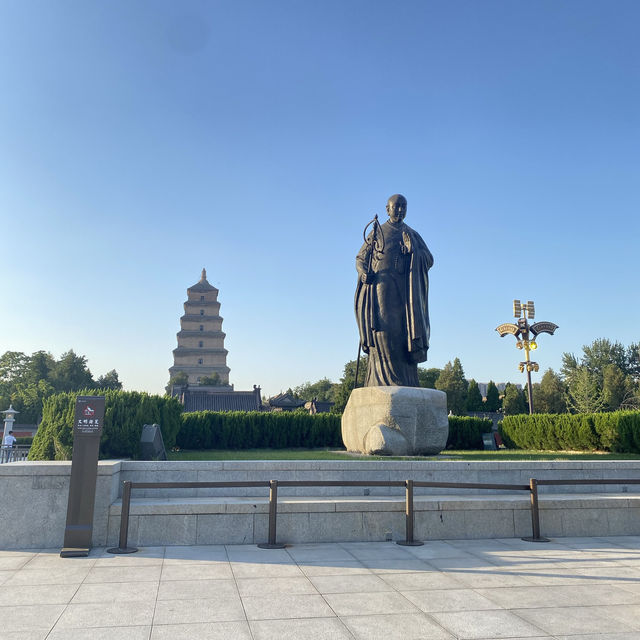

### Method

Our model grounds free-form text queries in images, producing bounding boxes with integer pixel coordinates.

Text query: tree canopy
[0,350,121,423]
[561,339,639,413]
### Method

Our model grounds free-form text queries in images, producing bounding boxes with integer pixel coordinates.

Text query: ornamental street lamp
[2,404,19,442]
[495,300,558,414]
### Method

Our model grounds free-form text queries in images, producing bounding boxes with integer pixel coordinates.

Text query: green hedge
[29,390,183,460]
[499,411,640,453]
[446,416,493,450]
[15,437,33,445]
[177,411,342,450]
[177,412,491,452]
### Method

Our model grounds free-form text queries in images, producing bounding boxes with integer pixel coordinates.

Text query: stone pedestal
[341,386,448,456]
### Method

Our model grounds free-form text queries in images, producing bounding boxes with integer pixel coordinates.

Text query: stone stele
[341,386,448,456]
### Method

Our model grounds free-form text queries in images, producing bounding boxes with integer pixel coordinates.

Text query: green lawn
[167,448,640,462]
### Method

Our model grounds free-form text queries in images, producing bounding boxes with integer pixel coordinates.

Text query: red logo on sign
[83,406,95,416]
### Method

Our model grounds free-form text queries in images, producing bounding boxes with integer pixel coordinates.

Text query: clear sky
[1,0,638,398]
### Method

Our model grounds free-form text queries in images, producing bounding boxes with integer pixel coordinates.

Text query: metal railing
[0,445,31,464]
[106,477,640,554]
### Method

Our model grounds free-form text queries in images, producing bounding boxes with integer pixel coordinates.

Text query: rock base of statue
[341,386,449,456]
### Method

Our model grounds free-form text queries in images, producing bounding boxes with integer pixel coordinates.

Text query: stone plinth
[341,386,448,455]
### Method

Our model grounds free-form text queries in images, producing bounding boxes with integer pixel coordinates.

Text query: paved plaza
[1,536,640,639]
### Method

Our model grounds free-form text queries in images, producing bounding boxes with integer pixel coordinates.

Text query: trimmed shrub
[29,390,183,460]
[499,411,640,452]
[178,412,493,452]
[446,416,492,450]
[177,411,342,450]
[15,437,33,445]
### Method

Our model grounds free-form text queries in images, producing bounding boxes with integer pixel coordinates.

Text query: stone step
[107,493,640,547]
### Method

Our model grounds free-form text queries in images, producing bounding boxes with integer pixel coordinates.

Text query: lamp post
[495,300,558,414]
[2,404,19,442]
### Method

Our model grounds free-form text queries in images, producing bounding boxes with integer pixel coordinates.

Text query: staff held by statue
[354,214,384,389]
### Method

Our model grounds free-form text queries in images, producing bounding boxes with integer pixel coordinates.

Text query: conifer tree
[435,358,468,415]
[502,383,527,415]
[484,381,501,412]
[465,379,484,412]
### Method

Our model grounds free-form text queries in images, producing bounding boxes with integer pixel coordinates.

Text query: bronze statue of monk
[355,194,433,387]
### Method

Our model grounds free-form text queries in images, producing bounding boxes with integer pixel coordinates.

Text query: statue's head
[386,194,407,223]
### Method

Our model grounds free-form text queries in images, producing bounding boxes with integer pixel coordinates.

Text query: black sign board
[61,396,105,557]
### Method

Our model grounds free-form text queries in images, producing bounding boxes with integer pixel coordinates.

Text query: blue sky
[1,0,638,397]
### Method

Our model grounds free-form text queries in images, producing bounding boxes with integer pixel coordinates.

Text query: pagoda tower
[169,269,231,387]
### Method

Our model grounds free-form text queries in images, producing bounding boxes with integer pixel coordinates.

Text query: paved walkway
[1,536,640,639]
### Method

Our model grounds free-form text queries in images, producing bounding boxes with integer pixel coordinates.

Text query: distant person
[2,430,16,462]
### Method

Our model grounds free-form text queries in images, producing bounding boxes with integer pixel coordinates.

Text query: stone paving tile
[54,601,155,629]
[0,604,65,632]
[249,617,354,639]
[403,588,502,613]
[554,635,640,640]
[405,541,475,559]
[93,548,164,567]
[150,621,252,639]
[163,544,228,564]
[447,538,512,550]
[157,577,238,599]
[160,561,233,580]
[508,568,605,585]
[323,591,419,617]
[341,612,455,639]
[443,568,536,588]
[309,573,392,594]
[0,556,33,571]
[0,584,78,605]
[3,565,92,585]
[475,585,579,609]
[231,560,306,578]
[430,608,548,639]
[286,544,358,563]
[0,549,41,556]
[227,548,293,563]
[242,594,336,620]
[514,605,637,635]
[236,576,317,596]
[343,542,412,561]
[84,564,162,583]
[298,561,370,576]
[0,570,16,585]
[22,554,97,570]
[613,578,640,594]
[378,571,465,591]
[72,580,159,603]
[428,554,503,571]
[0,632,49,640]
[595,604,640,631]
[360,557,434,573]
[47,626,152,639]
[532,584,640,606]
[6,537,640,638]
[338,543,415,560]
[152,595,246,624]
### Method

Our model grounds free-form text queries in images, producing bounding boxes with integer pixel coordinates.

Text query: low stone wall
[107,493,640,546]
[0,461,122,548]
[1,459,639,548]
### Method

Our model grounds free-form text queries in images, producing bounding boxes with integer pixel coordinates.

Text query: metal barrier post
[258,479,285,549]
[397,479,423,546]
[521,478,549,543]
[107,481,139,554]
